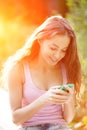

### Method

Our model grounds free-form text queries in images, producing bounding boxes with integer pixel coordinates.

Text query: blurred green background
[0,0,87,129]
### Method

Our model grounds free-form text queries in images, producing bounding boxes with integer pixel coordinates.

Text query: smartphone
[59,83,74,91]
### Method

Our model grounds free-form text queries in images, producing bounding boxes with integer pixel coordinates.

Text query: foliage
[66,0,87,87]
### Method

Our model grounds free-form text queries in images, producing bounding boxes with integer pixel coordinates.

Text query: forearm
[63,98,75,123]
[12,94,48,125]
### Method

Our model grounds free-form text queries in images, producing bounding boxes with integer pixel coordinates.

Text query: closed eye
[62,50,67,53]
[50,47,57,50]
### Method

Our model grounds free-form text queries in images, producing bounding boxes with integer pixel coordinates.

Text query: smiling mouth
[49,56,59,63]
[50,55,63,64]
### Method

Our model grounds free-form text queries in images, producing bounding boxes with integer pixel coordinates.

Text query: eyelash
[50,47,57,50]
[50,47,66,53]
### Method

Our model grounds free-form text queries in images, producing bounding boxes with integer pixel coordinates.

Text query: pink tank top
[22,62,67,127]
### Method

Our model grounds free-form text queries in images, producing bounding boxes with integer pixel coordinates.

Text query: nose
[53,51,61,60]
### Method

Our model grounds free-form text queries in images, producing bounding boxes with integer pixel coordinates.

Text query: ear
[37,39,43,46]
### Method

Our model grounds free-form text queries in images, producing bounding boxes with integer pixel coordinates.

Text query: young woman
[2,16,81,130]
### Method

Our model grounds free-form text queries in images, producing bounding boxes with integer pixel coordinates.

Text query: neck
[32,54,60,72]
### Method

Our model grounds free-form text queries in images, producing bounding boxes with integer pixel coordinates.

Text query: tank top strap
[61,62,67,84]
[23,61,32,83]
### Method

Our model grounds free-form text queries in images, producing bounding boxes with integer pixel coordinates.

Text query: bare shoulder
[8,61,25,85]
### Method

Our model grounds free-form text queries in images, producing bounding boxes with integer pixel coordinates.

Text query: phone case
[60,83,74,91]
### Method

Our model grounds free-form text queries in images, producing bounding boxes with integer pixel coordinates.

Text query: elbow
[12,118,20,126]
[12,112,22,125]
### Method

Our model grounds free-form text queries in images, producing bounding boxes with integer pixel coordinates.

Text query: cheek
[43,45,51,53]
[61,52,66,58]
[40,46,49,56]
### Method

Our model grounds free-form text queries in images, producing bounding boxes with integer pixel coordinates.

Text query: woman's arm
[8,63,48,125]
[11,92,48,125]
[63,86,76,123]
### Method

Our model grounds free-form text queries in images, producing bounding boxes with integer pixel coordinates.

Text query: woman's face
[39,34,70,66]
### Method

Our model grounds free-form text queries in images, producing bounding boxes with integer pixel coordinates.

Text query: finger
[64,85,75,95]
[49,97,68,104]
[50,88,69,96]
[49,93,69,100]
[50,85,61,90]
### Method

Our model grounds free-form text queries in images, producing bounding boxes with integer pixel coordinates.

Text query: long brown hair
[1,15,81,92]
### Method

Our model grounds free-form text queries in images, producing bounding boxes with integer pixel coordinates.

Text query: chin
[48,61,59,66]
